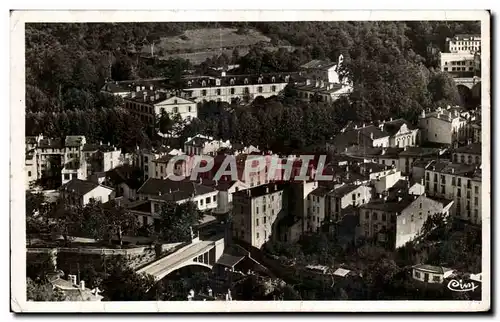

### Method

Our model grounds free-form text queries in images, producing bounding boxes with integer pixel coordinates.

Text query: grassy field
[156,28,270,52]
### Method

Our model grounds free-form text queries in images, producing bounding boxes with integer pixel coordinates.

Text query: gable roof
[137,178,217,200]
[155,95,196,105]
[381,119,416,136]
[59,179,112,196]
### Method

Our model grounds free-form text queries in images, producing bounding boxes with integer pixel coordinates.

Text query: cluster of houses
[99,55,354,132]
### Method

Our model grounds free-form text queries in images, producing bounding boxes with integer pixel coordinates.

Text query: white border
[10,10,491,313]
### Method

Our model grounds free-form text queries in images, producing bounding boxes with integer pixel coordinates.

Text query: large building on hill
[418,107,468,146]
[446,34,481,54]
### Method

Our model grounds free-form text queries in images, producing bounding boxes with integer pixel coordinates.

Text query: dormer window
[244,78,249,85]
[258,77,263,84]
[174,99,178,104]
[202,80,207,87]
[230,78,235,85]
[187,81,192,87]
[215,79,221,86]
[271,76,276,83]
[285,75,290,82]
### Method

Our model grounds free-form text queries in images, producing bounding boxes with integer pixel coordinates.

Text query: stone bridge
[136,236,225,281]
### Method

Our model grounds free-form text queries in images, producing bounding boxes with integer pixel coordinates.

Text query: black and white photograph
[10,10,490,312]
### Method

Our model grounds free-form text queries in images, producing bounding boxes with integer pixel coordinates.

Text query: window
[213,195,217,202]
[256,232,259,239]
[457,178,462,186]
[264,216,267,224]
[452,177,456,186]
[244,87,249,94]
[419,212,423,220]
[365,211,369,219]
[411,215,414,222]
[256,207,259,214]
[441,175,446,184]
[263,205,266,212]
[172,106,178,113]
[434,173,438,181]
[461,155,465,163]
[205,197,210,204]
[474,196,478,205]
[433,276,441,282]
[258,86,263,93]
[475,186,479,194]
[441,185,445,194]
[200,199,204,206]
[382,213,386,221]
[216,89,221,95]
[256,218,259,226]
[457,188,461,197]
[188,106,192,112]
[64,173,70,180]
[271,85,276,92]
[426,172,430,181]
[352,193,356,201]
[154,203,160,213]
[373,213,378,220]
[28,171,31,177]
[415,271,421,278]
[231,88,235,95]
[202,90,207,96]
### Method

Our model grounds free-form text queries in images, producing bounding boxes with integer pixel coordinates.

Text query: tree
[27,278,65,302]
[100,257,156,301]
[111,56,135,81]
[158,201,203,243]
[82,200,139,246]
[427,71,462,107]
[26,191,51,245]
[50,201,82,246]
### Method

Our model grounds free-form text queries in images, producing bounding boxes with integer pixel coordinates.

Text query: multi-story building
[295,80,353,103]
[424,160,481,225]
[151,154,191,179]
[329,118,418,153]
[184,134,232,156]
[418,107,468,146]
[82,143,122,176]
[440,52,477,77]
[232,183,288,249]
[452,142,481,165]
[136,146,183,181]
[182,73,292,104]
[446,34,481,53]
[59,178,115,207]
[359,194,453,249]
[123,89,198,127]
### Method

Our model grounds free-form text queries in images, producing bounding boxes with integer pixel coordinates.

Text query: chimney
[247,189,251,196]
[451,168,455,174]
[141,86,145,91]
[266,186,269,194]
[136,86,140,92]
[150,85,154,91]
[158,191,162,196]
[306,79,311,86]
[354,124,358,129]
[80,280,85,291]
[390,117,393,122]
[398,196,402,202]
[421,110,426,118]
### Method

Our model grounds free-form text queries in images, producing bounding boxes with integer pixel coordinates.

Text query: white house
[154,95,198,123]
[184,134,232,156]
[412,264,455,284]
[59,179,115,207]
[419,107,468,145]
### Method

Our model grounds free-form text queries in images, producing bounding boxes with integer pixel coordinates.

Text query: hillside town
[24,22,483,302]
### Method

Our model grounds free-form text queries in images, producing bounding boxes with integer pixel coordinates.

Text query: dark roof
[125,90,168,105]
[412,159,434,168]
[186,136,213,147]
[454,142,481,155]
[360,162,391,174]
[59,179,111,196]
[330,183,362,197]
[428,196,454,208]
[295,83,344,94]
[426,160,479,177]
[82,143,117,153]
[381,119,416,136]
[360,197,415,213]
[399,147,442,157]
[300,59,334,69]
[101,82,131,93]
[65,136,85,147]
[182,72,296,88]
[38,138,64,149]
[216,254,245,268]
[234,182,287,199]
[412,264,448,274]
[310,186,334,197]
[137,178,217,200]
[106,165,143,190]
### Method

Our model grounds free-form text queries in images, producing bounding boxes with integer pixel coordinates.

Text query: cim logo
[447,279,479,292]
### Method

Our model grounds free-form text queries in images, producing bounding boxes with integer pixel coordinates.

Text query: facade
[452,142,481,165]
[123,90,198,126]
[137,147,183,181]
[182,73,291,104]
[151,154,191,179]
[446,34,481,53]
[439,52,477,76]
[295,81,353,103]
[424,160,482,225]
[412,264,455,284]
[395,195,453,248]
[418,107,468,145]
[232,183,288,249]
[82,143,122,176]
[59,179,115,207]
[184,134,232,156]
[200,179,249,215]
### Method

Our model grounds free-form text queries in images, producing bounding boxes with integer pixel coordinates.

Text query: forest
[25,21,480,152]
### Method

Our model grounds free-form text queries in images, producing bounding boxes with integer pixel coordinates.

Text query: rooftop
[413,264,454,275]
[59,179,112,196]
[233,182,287,199]
[360,196,415,213]
[105,165,143,190]
[137,178,217,201]
[454,142,481,155]
[425,160,480,179]
[216,254,245,268]
[398,147,442,157]
[82,143,117,153]
[330,183,363,197]
[300,59,335,70]
[182,72,297,89]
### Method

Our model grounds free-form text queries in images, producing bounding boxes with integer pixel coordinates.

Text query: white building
[59,179,115,207]
[418,107,468,145]
[412,264,455,284]
[440,52,477,76]
[424,160,481,225]
[153,95,197,123]
[184,134,231,156]
[446,34,481,53]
